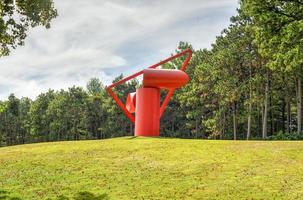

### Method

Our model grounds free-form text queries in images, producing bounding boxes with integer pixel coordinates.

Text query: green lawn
[0,137,303,199]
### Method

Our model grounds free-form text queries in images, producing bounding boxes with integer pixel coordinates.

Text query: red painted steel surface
[126,92,136,113]
[106,49,193,136]
[143,69,189,89]
[135,88,160,136]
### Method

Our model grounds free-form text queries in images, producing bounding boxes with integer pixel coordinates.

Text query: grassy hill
[0,137,303,200]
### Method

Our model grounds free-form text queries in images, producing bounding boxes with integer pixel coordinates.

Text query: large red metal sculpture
[106,49,192,137]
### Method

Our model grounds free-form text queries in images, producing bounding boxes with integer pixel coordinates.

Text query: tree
[66,86,88,140]
[19,97,32,144]
[241,0,303,134]
[0,101,8,146]
[0,0,57,56]
[87,78,104,96]
[86,78,107,139]
[161,42,196,138]
[46,90,69,141]
[30,90,55,141]
[5,94,20,145]
[86,94,106,139]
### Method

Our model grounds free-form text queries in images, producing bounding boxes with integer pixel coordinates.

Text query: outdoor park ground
[0,137,303,199]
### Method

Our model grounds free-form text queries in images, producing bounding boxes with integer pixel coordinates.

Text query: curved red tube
[143,69,189,89]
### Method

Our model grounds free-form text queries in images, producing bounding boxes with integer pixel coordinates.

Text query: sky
[0,0,238,100]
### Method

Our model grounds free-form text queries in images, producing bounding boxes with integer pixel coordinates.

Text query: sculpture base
[135,87,160,136]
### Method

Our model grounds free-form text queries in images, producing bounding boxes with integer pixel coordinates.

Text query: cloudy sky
[0,0,238,100]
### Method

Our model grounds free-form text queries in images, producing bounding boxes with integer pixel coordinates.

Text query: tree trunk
[297,77,302,134]
[258,105,262,138]
[172,118,175,133]
[269,79,274,136]
[287,87,291,133]
[195,116,199,139]
[247,64,252,140]
[282,95,286,133]
[262,72,269,139]
[220,111,226,139]
[287,99,291,133]
[247,103,252,140]
[232,102,237,140]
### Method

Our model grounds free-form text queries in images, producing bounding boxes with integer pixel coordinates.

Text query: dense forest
[1,0,303,146]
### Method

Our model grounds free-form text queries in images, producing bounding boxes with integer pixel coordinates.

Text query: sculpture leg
[135,87,160,136]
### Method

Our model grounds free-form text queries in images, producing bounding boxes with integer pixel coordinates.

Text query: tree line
[0,76,139,146]
[1,0,303,146]
[170,0,303,140]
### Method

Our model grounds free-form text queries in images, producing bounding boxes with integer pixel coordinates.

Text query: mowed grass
[1,137,303,199]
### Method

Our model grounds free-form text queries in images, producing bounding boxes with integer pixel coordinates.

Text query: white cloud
[0,0,238,100]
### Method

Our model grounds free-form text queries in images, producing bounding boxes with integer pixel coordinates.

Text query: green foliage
[87,78,104,96]
[241,0,303,72]
[0,0,57,56]
[30,90,55,142]
[0,77,140,146]
[267,131,303,140]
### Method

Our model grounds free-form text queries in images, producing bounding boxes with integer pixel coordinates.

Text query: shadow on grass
[57,191,109,200]
[126,136,137,140]
[0,190,108,200]
[0,190,21,200]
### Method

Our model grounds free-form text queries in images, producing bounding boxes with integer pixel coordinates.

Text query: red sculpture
[106,49,193,137]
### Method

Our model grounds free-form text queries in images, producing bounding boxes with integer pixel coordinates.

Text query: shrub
[267,131,303,140]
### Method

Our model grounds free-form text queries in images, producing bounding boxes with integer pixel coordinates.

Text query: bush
[267,131,303,140]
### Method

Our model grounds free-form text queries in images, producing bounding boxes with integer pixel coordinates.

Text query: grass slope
[0,137,303,200]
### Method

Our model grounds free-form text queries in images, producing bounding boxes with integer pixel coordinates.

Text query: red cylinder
[135,87,160,136]
[143,69,189,89]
